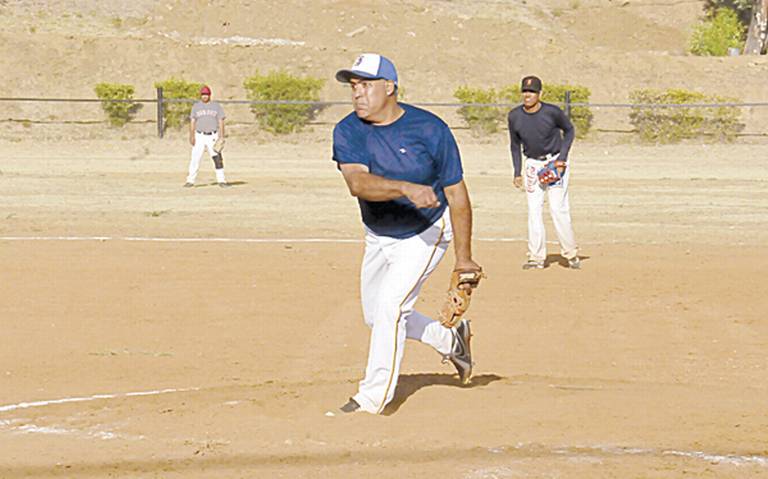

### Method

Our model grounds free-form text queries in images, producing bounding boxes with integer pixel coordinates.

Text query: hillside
[1,0,766,137]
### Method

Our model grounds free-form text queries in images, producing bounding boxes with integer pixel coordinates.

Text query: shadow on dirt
[382,372,503,415]
[545,254,590,268]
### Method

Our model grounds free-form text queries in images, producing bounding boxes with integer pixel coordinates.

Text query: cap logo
[526,79,532,85]
[336,53,397,86]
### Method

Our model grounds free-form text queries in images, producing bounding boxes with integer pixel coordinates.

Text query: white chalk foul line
[0,387,200,413]
[0,235,533,244]
[2,235,709,246]
[489,444,768,468]
[0,235,361,243]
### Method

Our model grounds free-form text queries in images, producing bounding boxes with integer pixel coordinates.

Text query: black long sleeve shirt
[507,102,575,177]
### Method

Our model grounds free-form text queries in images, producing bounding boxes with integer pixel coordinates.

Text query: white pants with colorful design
[187,131,226,184]
[524,155,579,262]
[353,208,455,414]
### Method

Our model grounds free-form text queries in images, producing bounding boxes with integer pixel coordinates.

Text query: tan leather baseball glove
[438,268,485,328]
[214,137,225,153]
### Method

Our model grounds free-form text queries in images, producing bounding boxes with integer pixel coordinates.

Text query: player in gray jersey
[185,85,229,188]
[507,75,580,270]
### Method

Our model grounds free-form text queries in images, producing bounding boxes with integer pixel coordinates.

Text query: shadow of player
[382,372,503,415]
[545,253,590,268]
[197,180,248,188]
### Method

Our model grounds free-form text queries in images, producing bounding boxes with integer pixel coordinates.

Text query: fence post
[156,87,164,138]
[564,90,572,120]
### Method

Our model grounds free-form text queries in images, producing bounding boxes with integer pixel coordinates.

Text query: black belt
[197,131,217,135]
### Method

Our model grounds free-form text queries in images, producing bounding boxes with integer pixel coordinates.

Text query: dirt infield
[1,139,767,478]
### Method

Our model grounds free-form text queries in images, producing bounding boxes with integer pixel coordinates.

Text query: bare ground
[0,139,767,478]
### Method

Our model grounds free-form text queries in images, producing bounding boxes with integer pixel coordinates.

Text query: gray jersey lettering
[191,101,225,133]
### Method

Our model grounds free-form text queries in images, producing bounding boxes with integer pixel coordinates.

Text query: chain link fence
[1,92,767,141]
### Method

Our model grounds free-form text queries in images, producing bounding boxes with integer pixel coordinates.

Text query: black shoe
[340,398,360,413]
[218,182,231,188]
[443,319,473,385]
[183,182,194,188]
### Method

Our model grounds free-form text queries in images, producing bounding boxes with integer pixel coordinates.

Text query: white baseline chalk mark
[0,235,561,244]
[0,387,199,413]
[0,235,684,246]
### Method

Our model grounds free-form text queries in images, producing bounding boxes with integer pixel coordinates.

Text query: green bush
[704,0,753,24]
[453,86,503,135]
[94,82,139,127]
[629,89,744,143]
[243,71,325,134]
[689,7,746,56]
[154,78,203,129]
[498,83,593,139]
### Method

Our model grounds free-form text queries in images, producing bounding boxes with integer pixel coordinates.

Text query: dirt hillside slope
[2,0,767,105]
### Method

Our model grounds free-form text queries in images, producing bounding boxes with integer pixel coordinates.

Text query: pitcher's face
[349,78,394,120]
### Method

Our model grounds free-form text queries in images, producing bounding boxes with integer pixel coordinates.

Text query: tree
[743,0,768,54]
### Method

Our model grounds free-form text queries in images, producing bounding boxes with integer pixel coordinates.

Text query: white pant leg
[205,132,218,157]
[354,210,452,414]
[360,233,390,329]
[187,132,218,184]
[546,163,579,259]
[524,158,547,262]
[361,220,453,361]
[207,132,227,183]
[186,132,208,184]
[403,310,453,355]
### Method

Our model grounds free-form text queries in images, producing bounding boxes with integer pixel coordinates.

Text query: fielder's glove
[214,137,225,153]
[438,268,485,328]
[538,160,566,186]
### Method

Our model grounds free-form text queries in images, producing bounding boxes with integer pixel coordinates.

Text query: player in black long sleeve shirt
[507,103,575,178]
[507,75,580,270]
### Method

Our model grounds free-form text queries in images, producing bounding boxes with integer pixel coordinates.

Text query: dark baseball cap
[521,75,542,93]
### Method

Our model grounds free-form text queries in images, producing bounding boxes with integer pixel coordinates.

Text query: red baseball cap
[200,85,211,95]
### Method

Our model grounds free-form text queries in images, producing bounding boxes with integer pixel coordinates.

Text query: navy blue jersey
[333,103,463,239]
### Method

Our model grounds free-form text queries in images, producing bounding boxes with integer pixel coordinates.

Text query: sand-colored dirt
[1,139,767,478]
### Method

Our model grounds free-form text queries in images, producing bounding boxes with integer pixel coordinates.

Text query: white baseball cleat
[568,257,581,269]
[522,260,545,270]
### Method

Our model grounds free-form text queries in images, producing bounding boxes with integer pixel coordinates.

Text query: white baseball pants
[524,156,578,262]
[353,208,455,414]
[187,131,226,184]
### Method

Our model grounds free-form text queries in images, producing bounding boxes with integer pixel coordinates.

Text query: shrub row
[94,79,745,143]
[452,84,593,139]
[629,89,744,143]
[243,71,325,134]
[95,72,326,134]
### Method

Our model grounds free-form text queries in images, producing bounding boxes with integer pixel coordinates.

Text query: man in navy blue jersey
[332,53,482,414]
[508,75,580,270]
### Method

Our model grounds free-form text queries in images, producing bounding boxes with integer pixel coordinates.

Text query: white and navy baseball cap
[335,53,398,86]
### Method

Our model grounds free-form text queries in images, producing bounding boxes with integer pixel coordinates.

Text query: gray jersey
[190,101,225,133]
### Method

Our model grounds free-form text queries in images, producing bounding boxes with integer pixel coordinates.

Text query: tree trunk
[743,0,768,54]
